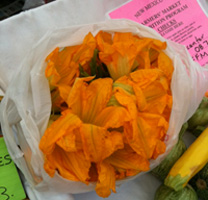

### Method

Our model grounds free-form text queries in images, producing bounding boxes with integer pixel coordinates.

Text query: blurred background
[0,0,55,20]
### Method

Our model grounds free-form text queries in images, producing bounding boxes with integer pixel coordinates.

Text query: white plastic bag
[1,19,208,199]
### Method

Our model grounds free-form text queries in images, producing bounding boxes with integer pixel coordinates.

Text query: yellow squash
[165,127,208,191]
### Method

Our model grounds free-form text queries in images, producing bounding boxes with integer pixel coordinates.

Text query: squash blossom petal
[80,124,124,162]
[45,32,97,110]
[40,77,129,195]
[96,32,154,80]
[44,145,91,184]
[135,38,167,69]
[106,144,150,172]
[111,69,171,159]
[95,161,116,198]
[39,109,82,155]
[157,51,174,81]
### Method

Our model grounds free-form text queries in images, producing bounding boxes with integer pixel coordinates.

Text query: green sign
[0,137,26,200]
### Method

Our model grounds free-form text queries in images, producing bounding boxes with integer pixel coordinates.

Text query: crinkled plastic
[1,19,208,199]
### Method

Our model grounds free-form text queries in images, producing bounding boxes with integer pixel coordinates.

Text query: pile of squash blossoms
[39,31,174,197]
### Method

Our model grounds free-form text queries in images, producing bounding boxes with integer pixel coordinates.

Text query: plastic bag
[1,19,208,199]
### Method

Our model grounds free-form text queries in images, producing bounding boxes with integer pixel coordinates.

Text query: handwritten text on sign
[109,0,208,66]
[0,137,26,200]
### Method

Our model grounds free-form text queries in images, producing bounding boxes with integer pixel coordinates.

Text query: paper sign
[108,0,208,66]
[0,137,26,200]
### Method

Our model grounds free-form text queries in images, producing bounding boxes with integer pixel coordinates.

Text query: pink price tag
[109,0,208,66]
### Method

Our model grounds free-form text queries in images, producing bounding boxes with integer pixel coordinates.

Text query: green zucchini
[151,123,187,180]
[154,184,198,200]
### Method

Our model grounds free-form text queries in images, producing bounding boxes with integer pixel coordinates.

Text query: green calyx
[164,174,190,191]
[79,49,110,79]
[107,82,134,107]
[107,95,121,107]
[113,82,134,95]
